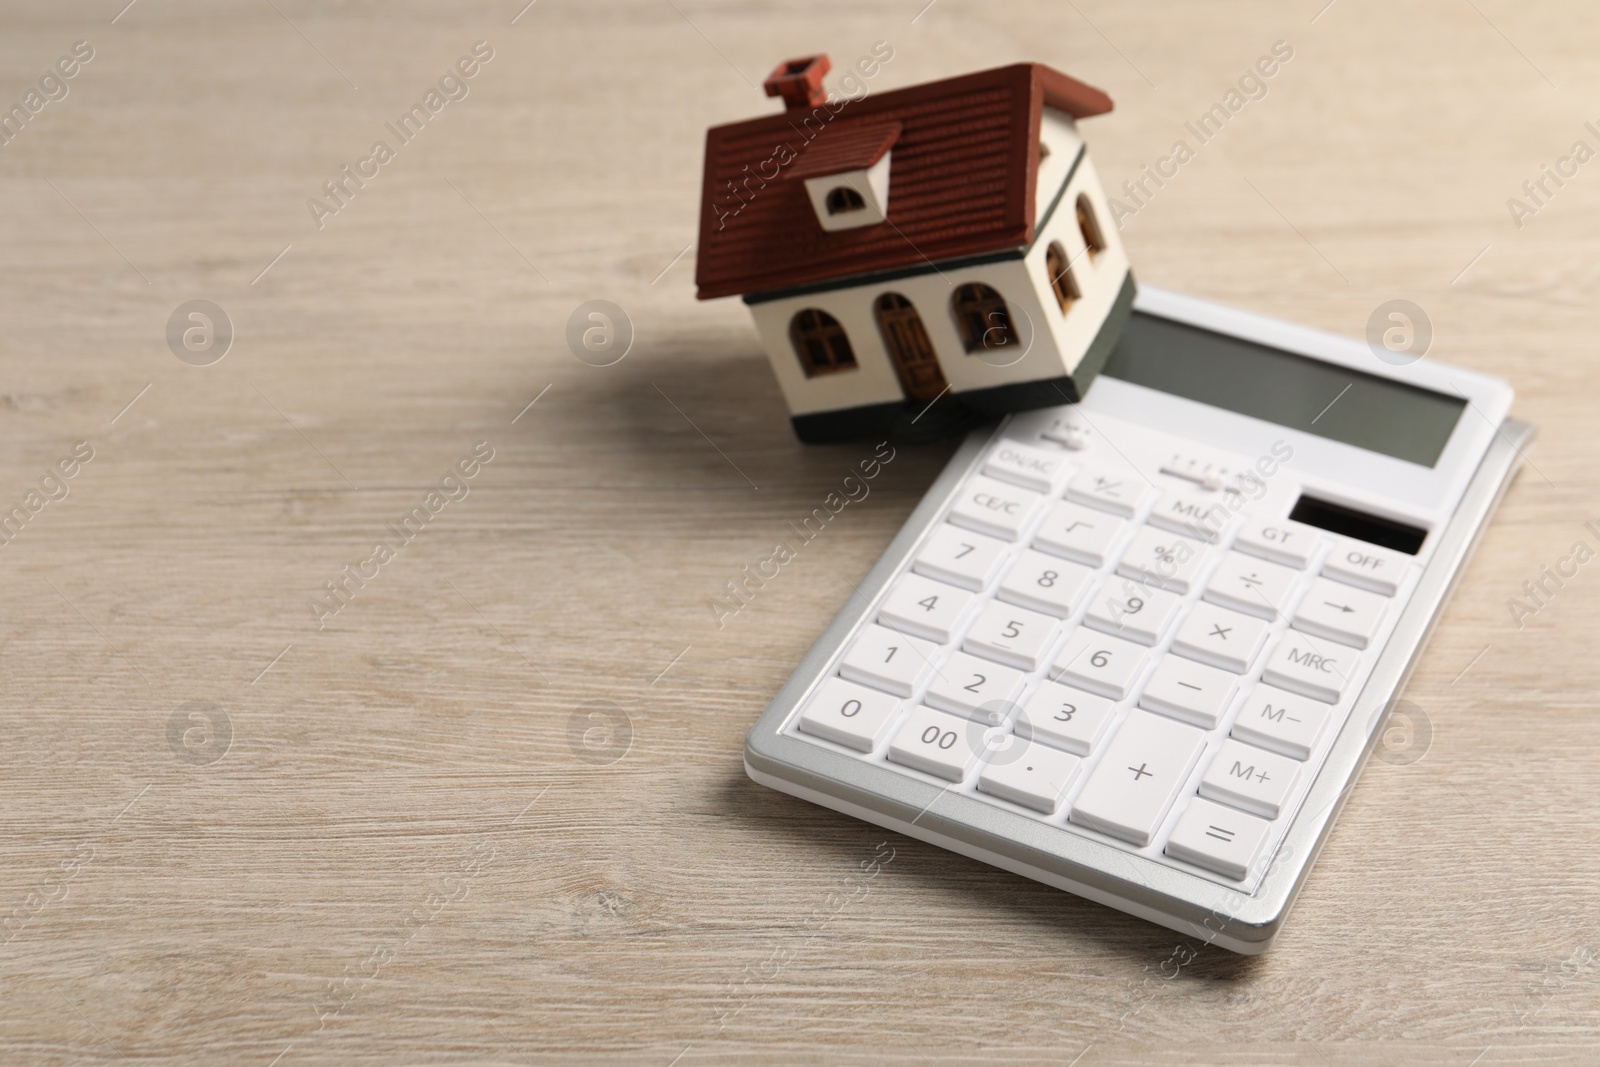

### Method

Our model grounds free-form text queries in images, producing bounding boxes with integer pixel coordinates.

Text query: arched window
[825,187,866,215]
[1044,242,1080,314]
[789,309,857,377]
[1076,194,1106,260]
[951,283,1016,353]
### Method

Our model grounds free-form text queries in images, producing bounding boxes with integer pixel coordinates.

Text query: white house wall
[1023,143,1132,381]
[927,257,1060,395]
[749,291,905,418]
[747,110,1129,417]
[1035,108,1086,226]
[748,262,1049,416]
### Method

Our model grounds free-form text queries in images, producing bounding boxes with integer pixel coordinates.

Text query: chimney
[764,55,831,110]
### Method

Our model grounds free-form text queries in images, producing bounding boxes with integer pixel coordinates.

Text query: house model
[695,55,1136,443]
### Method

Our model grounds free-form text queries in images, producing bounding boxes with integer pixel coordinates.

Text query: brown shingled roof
[783,119,901,180]
[694,62,1113,301]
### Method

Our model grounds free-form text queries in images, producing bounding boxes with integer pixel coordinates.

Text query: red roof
[695,62,1113,301]
[783,119,901,179]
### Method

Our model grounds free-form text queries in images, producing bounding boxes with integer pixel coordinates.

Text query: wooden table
[2,1,1596,1063]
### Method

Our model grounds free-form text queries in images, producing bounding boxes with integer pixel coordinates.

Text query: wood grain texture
[1,1,1597,1063]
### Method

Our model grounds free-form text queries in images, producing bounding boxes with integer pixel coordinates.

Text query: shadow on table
[536,323,966,486]
[715,767,1268,981]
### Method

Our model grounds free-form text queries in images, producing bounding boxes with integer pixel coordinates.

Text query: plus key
[1069,712,1206,846]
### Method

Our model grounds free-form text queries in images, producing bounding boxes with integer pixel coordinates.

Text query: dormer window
[826,187,866,215]
[801,161,889,230]
[785,119,901,232]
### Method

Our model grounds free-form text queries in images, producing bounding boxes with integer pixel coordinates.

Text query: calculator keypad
[948,476,1043,540]
[888,706,985,781]
[789,434,1415,888]
[797,678,901,752]
[976,738,1082,814]
[925,652,1025,724]
[1033,501,1127,565]
[1070,712,1206,846]
[997,550,1095,618]
[1015,683,1117,756]
[913,524,1009,591]
[879,573,973,643]
[1116,527,1211,593]
[1083,581,1182,646]
[1291,577,1387,649]
[1204,551,1300,620]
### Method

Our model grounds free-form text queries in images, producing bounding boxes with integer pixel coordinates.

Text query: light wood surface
[2,1,1598,1063]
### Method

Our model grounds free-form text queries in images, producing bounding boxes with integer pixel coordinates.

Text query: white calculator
[744,286,1532,952]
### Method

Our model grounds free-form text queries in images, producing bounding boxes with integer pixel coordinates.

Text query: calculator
[743,286,1532,952]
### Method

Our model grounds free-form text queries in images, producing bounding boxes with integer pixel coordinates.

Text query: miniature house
[696,55,1136,443]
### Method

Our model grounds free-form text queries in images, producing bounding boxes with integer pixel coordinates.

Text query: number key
[887,705,985,781]
[963,602,1060,672]
[1014,681,1116,756]
[1050,629,1150,700]
[924,651,1026,724]
[1083,576,1182,646]
[797,677,901,752]
[839,624,938,697]
[878,573,974,643]
[997,549,1094,618]
[913,523,1008,592]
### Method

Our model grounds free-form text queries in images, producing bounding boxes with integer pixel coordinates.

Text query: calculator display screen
[1101,312,1467,466]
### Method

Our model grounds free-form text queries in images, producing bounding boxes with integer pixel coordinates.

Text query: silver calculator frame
[743,390,1532,956]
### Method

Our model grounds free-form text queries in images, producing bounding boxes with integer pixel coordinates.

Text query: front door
[874,293,947,402]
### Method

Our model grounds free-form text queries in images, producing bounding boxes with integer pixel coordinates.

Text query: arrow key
[1291,577,1387,649]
